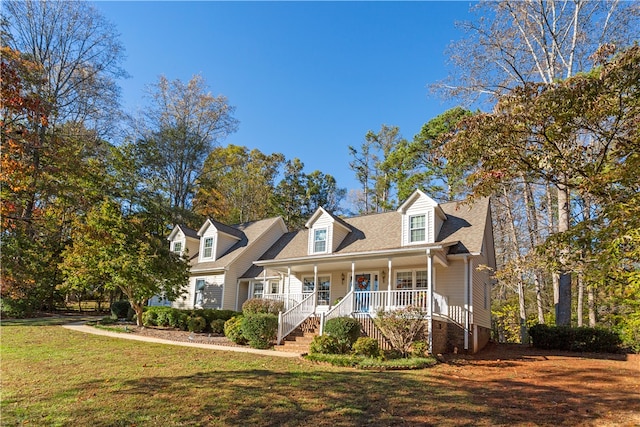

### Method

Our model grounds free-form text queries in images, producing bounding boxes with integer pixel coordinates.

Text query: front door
[352,272,379,312]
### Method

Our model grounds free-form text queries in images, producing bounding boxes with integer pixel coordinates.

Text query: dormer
[197,218,244,262]
[397,189,447,246]
[167,224,199,257]
[305,207,351,255]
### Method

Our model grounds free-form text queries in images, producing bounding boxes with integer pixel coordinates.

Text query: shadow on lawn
[62,362,639,427]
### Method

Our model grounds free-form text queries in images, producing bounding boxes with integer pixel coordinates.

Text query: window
[270,281,279,294]
[303,277,315,294]
[410,214,426,242]
[396,271,413,289]
[303,276,330,305]
[317,276,330,305]
[202,237,214,259]
[195,279,205,308]
[313,228,327,253]
[252,282,264,299]
[172,241,182,254]
[416,270,428,288]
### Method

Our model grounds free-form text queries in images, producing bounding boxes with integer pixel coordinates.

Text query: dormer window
[410,214,426,242]
[202,237,214,259]
[313,228,327,253]
[172,241,183,254]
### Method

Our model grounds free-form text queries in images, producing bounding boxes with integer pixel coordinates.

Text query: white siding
[433,262,466,309]
[332,224,349,252]
[308,212,333,254]
[402,206,435,245]
[173,274,225,309]
[216,233,239,259]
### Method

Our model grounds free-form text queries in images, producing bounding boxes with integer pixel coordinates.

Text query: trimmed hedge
[224,316,247,344]
[242,298,285,315]
[141,307,240,332]
[188,316,207,333]
[241,313,278,349]
[309,335,341,354]
[210,319,226,334]
[352,337,381,358]
[529,324,622,353]
[323,317,361,353]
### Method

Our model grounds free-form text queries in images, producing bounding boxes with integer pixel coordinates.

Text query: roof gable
[397,189,446,220]
[305,207,351,232]
[197,218,244,240]
[167,224,199,241]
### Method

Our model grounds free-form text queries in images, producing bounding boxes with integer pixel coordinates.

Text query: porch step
[274,318,320,354]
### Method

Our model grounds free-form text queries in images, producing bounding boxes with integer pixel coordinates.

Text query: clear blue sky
[96,1,476,197]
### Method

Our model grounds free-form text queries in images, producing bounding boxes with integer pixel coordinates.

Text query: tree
[195,145,284,225]
[349,124,404,213]
[442,46,639,343]
[305,170,346,216]
[136,75,239,219]
[436,0,639,327]
[271,158,309,230]
[60,200,189,326]
[388,107,472,202]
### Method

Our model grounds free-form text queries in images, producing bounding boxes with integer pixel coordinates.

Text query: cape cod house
[164,190,496,354]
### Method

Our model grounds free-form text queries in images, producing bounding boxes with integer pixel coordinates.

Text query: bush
[188,316,207,333]
[352,337,381,358]
[242,298,285,315]
[210,319,226,334]
[110,300,131,319]
[411,340,428,358]
[142,310,158,327]
[224,316,247,344]
[309,335,341,354]
[155,308,172,327]
[167,309,188,330]
[529,324,622,353]
[374,306,428,357]
[210,309,241,322]
[241,313,278,349]
[324,317,361,353]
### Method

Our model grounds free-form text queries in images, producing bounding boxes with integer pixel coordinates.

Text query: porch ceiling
[258,250,449,274]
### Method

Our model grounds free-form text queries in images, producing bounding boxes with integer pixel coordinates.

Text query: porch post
[287,266,291,304]
[351,262,355,291]
[263,269,267,297]
[313,264,318,312]
[427,249,433,355]
[387,258,392,309]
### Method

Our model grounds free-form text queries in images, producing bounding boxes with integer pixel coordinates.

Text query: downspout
[427,249,433,355]
[351,261,356,313]
[235,280,240,311]
[463,255,470,351]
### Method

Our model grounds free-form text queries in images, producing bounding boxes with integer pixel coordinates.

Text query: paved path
[62,323,303,358]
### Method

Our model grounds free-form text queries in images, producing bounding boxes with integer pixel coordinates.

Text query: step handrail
[277,292,316,344]
[320,289,355,335]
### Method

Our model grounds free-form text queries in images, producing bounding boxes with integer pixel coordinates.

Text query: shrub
[142,310,158,327]
[242,298,285,315]
[411,340,428,358]
[309,335,341,354]
[324,317,361,353]
[529,324,622,353]
[210,309,241,322]
[155,308,172,327]
[188,315,207,333]
[241,313,278,349]
[352,337,381,358]
[210,319,226,334]
[110,300,131,319]
[374,306,428,357]
[224,316,247,344]
[98,316,118,325]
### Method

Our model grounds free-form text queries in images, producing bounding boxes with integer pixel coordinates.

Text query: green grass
[305,353,437,370]
[0,322,480,426]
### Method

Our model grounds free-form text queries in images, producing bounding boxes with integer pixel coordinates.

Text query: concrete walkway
[62,323,303,358]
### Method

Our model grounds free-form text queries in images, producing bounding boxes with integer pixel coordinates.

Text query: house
[164,189,496,354]
[162,216,288,310]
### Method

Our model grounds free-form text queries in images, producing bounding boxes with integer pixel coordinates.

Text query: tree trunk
[577,273,584,327]
[588,284,597,327]
[556,183,572,326]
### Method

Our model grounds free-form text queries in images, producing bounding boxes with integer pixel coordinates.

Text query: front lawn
[2,320,638,426]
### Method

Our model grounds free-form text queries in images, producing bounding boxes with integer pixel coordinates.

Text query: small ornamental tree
[374,306,428,357]
[60,200,189,326]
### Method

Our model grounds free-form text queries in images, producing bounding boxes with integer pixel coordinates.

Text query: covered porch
[248,245,471,352]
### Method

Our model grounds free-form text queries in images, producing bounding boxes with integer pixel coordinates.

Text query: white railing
[277,292,316,344]
[322,290,355,328]
[262,293,305,311]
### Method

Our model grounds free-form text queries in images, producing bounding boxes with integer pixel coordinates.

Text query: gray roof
[177,224,199,239]
[205,218,245,240]
[190,216,282,272]
[259,198,490,261]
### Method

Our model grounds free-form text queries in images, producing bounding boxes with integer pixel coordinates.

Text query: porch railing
[262,293,305,311]
[277,291,316,345]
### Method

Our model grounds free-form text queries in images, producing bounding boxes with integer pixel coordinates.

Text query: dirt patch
[125,325,242,346]
[430,342,640,426]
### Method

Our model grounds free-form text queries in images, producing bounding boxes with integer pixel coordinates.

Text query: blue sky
[96,1,476,198]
